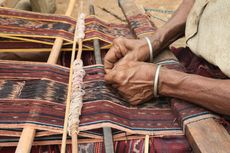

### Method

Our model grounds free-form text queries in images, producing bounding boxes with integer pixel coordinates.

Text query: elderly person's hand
[105,60,159,105]
[104,37,161,73]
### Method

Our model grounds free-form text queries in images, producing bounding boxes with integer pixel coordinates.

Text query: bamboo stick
[15,1,76,152]
[144,135,149,153]
[47,0,76,64]
[61,1,84,152]
[15,127,36,153]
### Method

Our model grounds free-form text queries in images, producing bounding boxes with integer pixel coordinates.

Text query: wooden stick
[186,118,230,153]
[60,55,76,153]
[47,0,76,64]
[61,32,83,153]
[144,135,149,153]
[15,127,36,153]
[61,2,84,152]
[15,1,76,152]
[103,127,115,153]
[72,132,79,153]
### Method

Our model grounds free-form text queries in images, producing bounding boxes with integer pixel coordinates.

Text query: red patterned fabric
[171,47,230,133]
[0,137,192,153]
[1,47,230,153]
[151,136,191,153]
[171,47,228,79]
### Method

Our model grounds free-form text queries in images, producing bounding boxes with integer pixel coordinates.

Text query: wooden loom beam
[186,118,230,153]
[118,0,230,153]
[15,0,77,153]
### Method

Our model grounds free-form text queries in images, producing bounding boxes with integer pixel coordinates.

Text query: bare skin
[104,0,230,116]
[104,0,195,73]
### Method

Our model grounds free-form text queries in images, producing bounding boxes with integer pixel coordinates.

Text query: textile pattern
[171,47,230,133]
[0,136,192,153]
[0,59,215,149]
[0,8,134,50]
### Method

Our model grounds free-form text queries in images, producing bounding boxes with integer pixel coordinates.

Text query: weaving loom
[0,0,229,152]
[0,59,216,143]
[0,7,135,51]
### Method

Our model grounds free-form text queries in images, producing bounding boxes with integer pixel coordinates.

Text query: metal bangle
[144,37,153,63]
[154,64,162,98]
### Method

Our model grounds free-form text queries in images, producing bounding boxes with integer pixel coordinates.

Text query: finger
[104,37,131,66]
[123,38,139,50]
[104,46,119,73]
[104,71,117,84]
[115,38,128,57]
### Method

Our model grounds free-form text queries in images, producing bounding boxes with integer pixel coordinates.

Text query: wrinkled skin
[104,0,196,106]
[104,37,160,105]
[105,60,157,105]
[103,0,230,116]
[104,37,160,73]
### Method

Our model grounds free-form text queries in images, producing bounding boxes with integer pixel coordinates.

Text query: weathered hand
[104,61,158,105]
[104,37,150,73]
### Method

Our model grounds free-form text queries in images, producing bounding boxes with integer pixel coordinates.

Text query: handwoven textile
[171,47,230,132]
[0,7,135,50]
[127,14,156,37]
[0,60,181,137]
[0,136,192,153]
[0,59,215,146]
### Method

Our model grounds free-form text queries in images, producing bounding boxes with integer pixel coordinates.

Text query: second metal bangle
[144,37,153,63]
[153,64,162,98]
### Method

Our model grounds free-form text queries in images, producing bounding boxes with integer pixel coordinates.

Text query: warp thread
[68,59,85,135]
[75,13,86,39]
[67,12,86,135]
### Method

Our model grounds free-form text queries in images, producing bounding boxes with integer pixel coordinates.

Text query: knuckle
[113,38,119,44]
[116,73,127,84]
[113,37,123,44]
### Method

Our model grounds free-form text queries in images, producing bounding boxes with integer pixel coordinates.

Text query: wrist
[145,29,166,57]
[138,38,151,61]
[153,64,162,97]
[158,68,188,97]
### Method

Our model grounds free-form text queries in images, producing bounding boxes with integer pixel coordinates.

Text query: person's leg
[30,0,56,13]
[14,0,31,11]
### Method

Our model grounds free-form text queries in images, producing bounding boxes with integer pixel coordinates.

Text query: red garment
[171,47,230,135]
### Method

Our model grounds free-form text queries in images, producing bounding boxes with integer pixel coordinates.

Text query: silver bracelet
[144,37,153,63]
[154,64,162,97]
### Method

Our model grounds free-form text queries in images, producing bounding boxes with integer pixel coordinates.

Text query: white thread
[68,59,85,135]
[75,13,85,39]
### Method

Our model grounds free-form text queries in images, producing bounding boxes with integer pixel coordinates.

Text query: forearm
[151,0,195,55]
[159,68,230,116]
